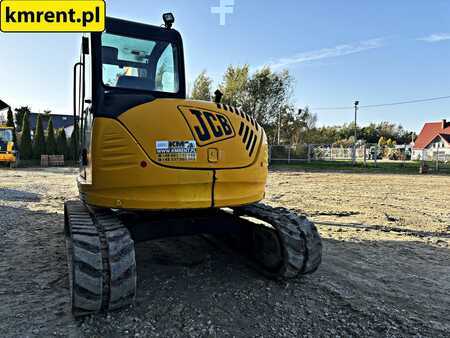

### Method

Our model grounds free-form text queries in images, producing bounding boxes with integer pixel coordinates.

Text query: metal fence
[269,144,384,164]
[269,143,450,173]
[418,149,450,173]
[417,149,450,163]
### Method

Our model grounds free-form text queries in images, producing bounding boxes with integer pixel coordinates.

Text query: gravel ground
[0,168,449,337]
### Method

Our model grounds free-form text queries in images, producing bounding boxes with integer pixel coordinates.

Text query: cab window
[101,32,179,94]
[0,129,13,142]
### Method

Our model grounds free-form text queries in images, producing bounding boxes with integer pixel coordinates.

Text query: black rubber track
[64,201,103,317]
[233,203,322,279]
[90,208,137,311]
[64,201,136,317]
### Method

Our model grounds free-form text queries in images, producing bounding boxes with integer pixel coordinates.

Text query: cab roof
[104,17,183,44]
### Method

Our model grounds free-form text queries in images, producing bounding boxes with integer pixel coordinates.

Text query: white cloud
[260,38,386,70]
[418,33,450,43]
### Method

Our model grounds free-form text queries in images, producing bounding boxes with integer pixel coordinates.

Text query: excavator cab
[74,16,185,181]
[66,14,321,317]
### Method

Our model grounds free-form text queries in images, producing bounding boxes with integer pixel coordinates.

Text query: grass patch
[271,160,450,175]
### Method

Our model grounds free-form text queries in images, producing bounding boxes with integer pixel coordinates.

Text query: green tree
[217,65,295,143]
[43,110,51,116]
[306,126,340,145]
[33,114,46,159]
[46,118,57,155]
[247,68,294,123]
[219,65,249,107]
[293,107,318,144]
[6,107,18,146]
[244,67,294,142]
[14,106,31,132]
[56,129,68,158]
[19,112,32,159]
[278,107,317,144]
[360,123,380,144]
[275,120,416,146]
[191,70,213,101]
[6,107,14,128]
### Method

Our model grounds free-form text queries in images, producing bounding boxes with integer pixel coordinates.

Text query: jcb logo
[179,106,235,146]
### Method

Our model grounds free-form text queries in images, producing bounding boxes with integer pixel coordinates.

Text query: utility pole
[352,101,359,165]
[298,108,303,144]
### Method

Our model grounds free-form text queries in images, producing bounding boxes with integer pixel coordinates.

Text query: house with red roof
[412,119,450,160]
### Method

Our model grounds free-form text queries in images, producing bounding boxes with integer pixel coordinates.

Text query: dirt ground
[0,168,449,337]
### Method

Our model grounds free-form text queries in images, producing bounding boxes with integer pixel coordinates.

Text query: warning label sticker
[156,140,197,162]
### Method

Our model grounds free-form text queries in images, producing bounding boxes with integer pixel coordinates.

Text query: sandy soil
[268,170,450,233]
[0,168,449,337]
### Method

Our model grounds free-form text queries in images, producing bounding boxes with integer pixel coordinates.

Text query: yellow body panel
[214,137,269,207]
[119,99,263,169]
[0,152,16,163]
[79,117,213,209]
[79,98,268,210]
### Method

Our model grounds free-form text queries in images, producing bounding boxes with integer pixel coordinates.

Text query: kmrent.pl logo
[0,0,105,32]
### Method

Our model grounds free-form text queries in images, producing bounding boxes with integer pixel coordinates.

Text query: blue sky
[0,0,449,131]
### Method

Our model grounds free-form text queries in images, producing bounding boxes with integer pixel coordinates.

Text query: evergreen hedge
[20,112,32,159]
[56,128,68,158]
[46,118,57,155]
[33,114,46,159]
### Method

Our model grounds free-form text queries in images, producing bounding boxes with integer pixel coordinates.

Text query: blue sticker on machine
[156,140,197,162]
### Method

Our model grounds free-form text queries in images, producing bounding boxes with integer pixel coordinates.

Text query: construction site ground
[0,167,449,337]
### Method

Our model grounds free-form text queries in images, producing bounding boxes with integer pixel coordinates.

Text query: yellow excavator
[0,125,17,167]
[66,14,322,316]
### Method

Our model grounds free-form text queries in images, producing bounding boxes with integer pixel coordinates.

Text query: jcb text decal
[179,107,235,146]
